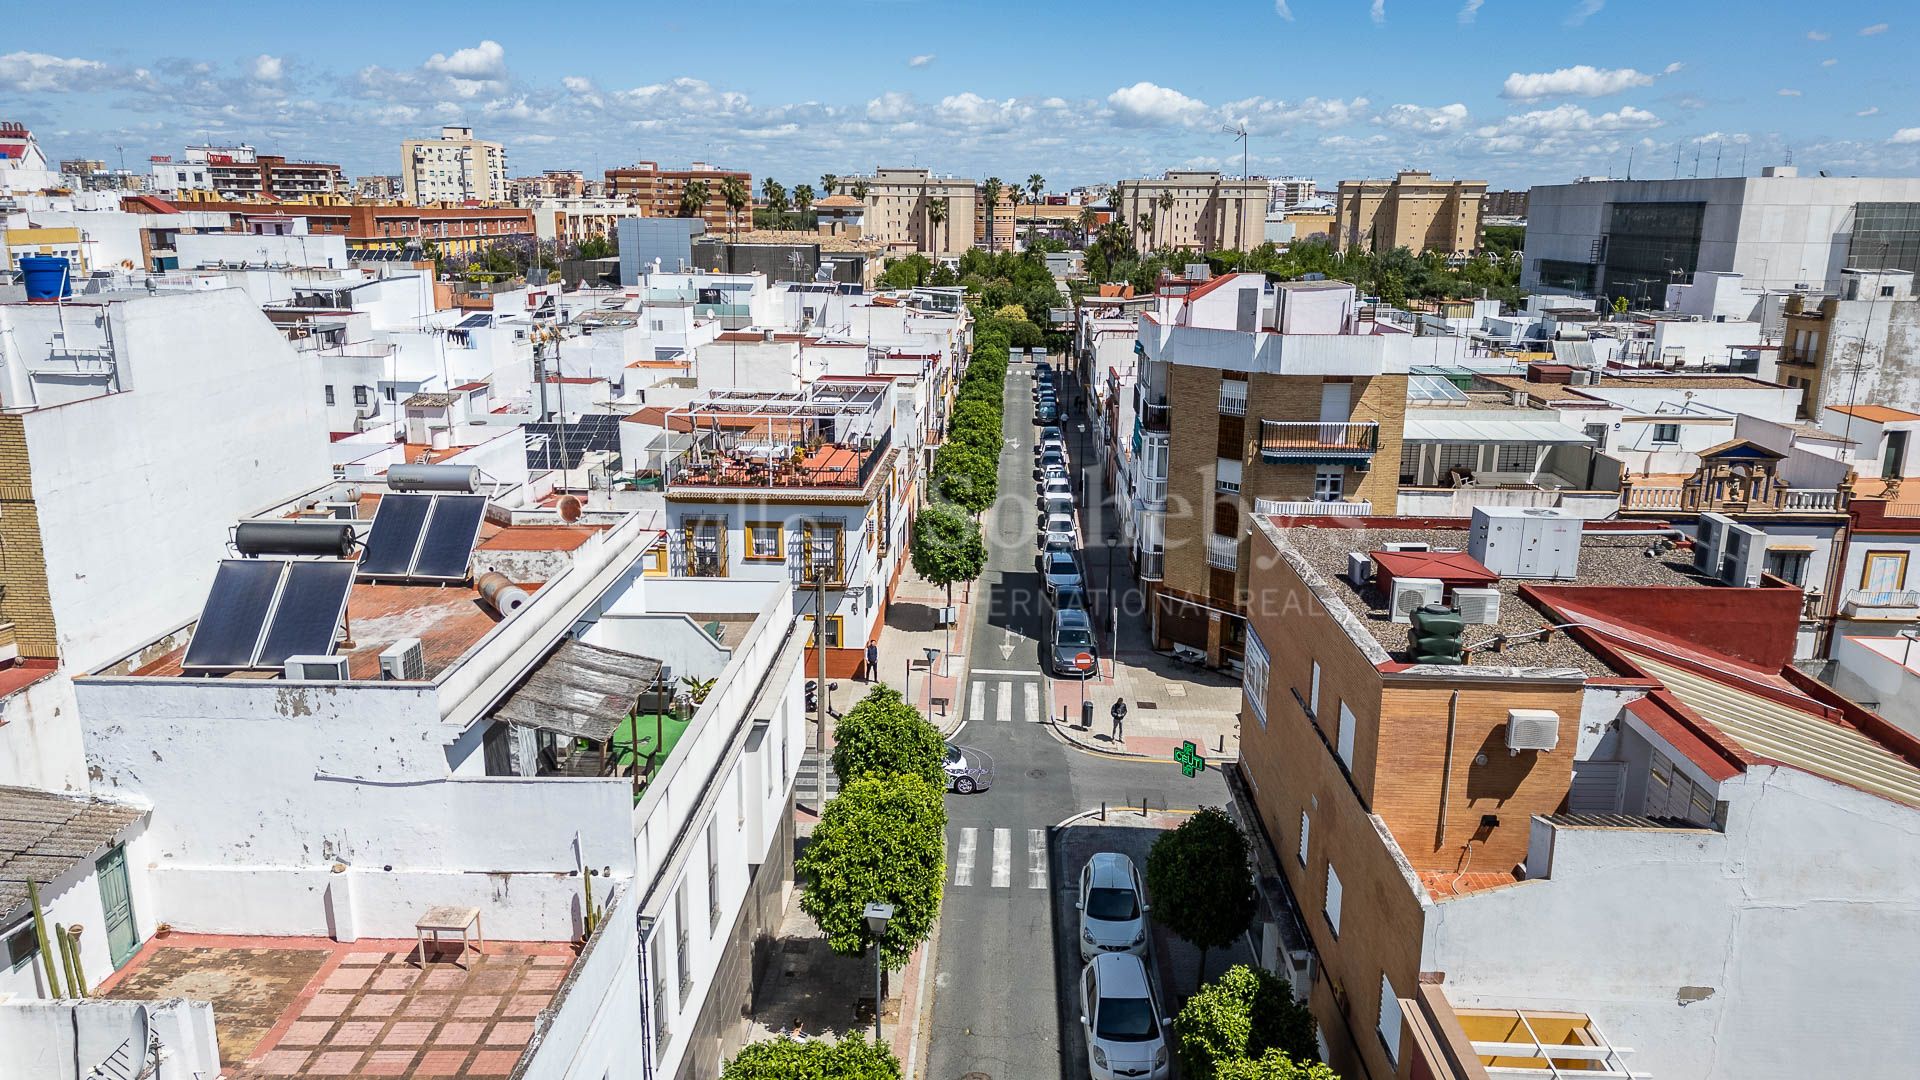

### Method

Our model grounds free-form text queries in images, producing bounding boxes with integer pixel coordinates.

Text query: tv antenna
[1222,122,1249,179]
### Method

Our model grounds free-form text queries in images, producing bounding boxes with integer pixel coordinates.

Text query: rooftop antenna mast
[1672,141,1682,179]
[1222,121,1249,180]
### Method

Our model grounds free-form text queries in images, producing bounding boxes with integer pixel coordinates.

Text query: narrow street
[922,354,1236,1080]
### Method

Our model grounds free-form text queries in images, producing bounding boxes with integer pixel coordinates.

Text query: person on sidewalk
[1110,698,1127,744]
[864,640,879,682]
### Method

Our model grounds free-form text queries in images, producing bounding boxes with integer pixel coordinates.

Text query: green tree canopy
[1145,807,1258,986]
[1212,1050,1340,1080]
[1174,964,1319,1080]
[831,684,947,789]
[720,1035,902,1079]
[678,179,710,219]
[797,773,946,969]
[909,501,987,607]
[932,444,997,513]
[877,253,934,289]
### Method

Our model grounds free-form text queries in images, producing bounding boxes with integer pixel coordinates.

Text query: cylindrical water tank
[386,464,481,493]
[475,572,530,615]
[19,256,72,301]
[234,520,357,558]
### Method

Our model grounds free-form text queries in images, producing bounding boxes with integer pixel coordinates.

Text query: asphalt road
[923,353,1232,1080]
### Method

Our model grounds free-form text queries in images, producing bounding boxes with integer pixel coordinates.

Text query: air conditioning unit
[324,501,359,520]
[1382,542,1430,553]
[1454,586,1502,625]
[284,655,350,681]
[1719,523,1769,587]
[1346,552,1373,589]
[1693,512,1733,574]
[1390,577,1445,623]
[380,637,426,681]
[1284,948,1318,1002]
[1506,708,1560,754]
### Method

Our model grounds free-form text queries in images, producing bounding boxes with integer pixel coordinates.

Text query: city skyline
[3,0,1917,190]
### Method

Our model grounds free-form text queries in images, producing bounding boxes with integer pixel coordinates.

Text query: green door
[96,845,139,969]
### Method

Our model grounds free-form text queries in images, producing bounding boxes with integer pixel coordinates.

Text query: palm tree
[1157,190,1176,250]
[927,197,949,253]
[793,183,816,223]
[1077,205,1098,249]
[850,179,870,202]
[678,179,710,220]
[982,176,1003,252]
[762,177,788,228]
[719,175,750,241]
[820,173,838,196]
[1136,212,1155,253]
[1026,173,1045,249]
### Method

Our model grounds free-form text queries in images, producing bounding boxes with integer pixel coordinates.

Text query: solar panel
[183,560,285,671]
[256,560,356,668]
[412,495,487,580]
[456,313,494,329]
[524,416,624,470]
[359,493,433,578]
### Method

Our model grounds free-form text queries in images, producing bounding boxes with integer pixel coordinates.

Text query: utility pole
[814,566,830,813]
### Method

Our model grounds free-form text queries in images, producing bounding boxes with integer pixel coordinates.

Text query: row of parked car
[1076,852,1172,1079]
[1031,362,1099,678]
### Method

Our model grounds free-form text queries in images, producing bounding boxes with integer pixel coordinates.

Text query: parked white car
[1079,952,1171,1080]
[1040,512,1079,550]
[1077,853,1149,960]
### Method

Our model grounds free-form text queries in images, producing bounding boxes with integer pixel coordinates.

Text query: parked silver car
[943,743,993,794]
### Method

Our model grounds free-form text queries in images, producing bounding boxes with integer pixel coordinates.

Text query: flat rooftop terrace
[1277,524,1712,675]
[98,934,574,1078]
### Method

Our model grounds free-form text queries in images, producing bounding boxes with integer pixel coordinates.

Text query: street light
[922,647,941,714]
[1105,532,1121,676]
[862,901,895,1046]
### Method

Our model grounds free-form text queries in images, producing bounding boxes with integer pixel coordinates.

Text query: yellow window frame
[803,613,845,649]
[745,520,785,562]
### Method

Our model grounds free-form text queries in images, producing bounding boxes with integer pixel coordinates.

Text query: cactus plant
[28,881,61,998]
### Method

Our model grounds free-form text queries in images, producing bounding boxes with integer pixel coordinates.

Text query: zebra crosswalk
[967,677,1045,724]
[950,826,1049,889]
[795,749,839,801]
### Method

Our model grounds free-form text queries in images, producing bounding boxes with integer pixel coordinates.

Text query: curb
[902,902,941,1077]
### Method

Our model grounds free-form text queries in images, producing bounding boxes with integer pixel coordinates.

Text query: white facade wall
[1579,384,1801,423]
[1829,635,1920,737]
[0,996,218,1080]
[174,232,349,270]
[0,676,85,791]
[0,818,152,1001]
[1423,765,1920,1080]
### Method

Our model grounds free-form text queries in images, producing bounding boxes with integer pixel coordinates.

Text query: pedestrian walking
[864,640,880,682]
[1110,698,1127,744]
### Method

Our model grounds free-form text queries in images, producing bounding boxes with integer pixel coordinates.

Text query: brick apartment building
[604,161,751,234]
[161,199,534,257]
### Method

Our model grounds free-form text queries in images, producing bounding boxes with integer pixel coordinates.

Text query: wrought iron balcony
[1206,536,1239,571]
[1258,420,1379,463]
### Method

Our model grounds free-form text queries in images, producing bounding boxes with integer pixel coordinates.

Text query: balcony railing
[1136,547,1165,581]
[1622,483,1845,514]
[667,428,891,492]
[1841,589,1920,618]
[1258,420,1379,460]
[1621,485,1685,510]
[1254,498,1372,517]
[1142,402,1172,433]
[1206,536,1239,571]
[1218,385,1249,416]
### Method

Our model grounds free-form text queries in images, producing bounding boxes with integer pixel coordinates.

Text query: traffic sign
[1073,652,1096,673]
[1174,741,1207,778]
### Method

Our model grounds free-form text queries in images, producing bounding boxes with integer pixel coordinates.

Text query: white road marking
[968,667,1032,677]
[991,828,1012,888]
[1028,829,1047,889]
[996,680,1013,723]
[970,680,985,724]
[1024,681,1041,723]
[955,828,977,887]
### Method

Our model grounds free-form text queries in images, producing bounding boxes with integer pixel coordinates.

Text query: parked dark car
[1047,607,1099,677]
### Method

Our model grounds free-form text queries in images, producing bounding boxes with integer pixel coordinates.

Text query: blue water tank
[19,256,72,301]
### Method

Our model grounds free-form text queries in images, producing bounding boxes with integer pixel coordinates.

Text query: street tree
[678,179,710,219]
[1173,964,1319,1080]
[1212,1051,1339,1080]
[931,444,997,513]
[720,1035,902,1079]
[797,773,946,970]
[831,684,946,789]
[909,501,987,610]
[1145,806,1258,986]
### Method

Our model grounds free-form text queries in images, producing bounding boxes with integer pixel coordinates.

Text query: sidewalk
[866,555,977,735]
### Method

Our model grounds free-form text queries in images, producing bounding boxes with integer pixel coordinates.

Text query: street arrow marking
[999,626,1016,660]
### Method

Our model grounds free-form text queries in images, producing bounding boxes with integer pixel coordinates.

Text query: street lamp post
[863,902,895,1046]
[921,647,941,716]
[1105,533,1120,681]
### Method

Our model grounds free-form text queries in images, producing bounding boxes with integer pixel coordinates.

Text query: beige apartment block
[853,168,980,256]
[402,126,509,205]
[1114,171,1266,252]
[1334,170,1487,256]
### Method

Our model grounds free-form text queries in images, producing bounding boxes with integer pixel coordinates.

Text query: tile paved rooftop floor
[99,934,574,1078]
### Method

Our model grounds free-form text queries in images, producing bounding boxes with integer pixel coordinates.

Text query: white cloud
[938,91,1030,129]
[866,91,914,122]
[1891,128,1920,144]
[1222,95,1370,132]
[1858,106,1881,116]
[1106,81,1206,125]
[1860,22,1889,36]
[424,41,506,81]
[1273,0,1293,20]
[908,54,935,68]
[248,54,283,83]
[1566,0,1605,26]
[1370,0,1386,25]
[1501,64,1664,100]
[1778,88,1802,96]
[1458,0,1484,23]
[0,50,111,93]
[1822,57,1839,66]
[1379,102,1470,134]
[1806,30,1830,41]
[1479,103,1662,137]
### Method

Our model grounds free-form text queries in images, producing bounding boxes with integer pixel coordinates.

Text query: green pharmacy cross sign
[1173,740,1207,778]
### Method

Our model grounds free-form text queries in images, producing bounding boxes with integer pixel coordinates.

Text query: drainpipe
[1437,690,1460,850]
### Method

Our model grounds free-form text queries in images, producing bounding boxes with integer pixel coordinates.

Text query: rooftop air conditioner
[1693,512,1733,574]
[1719,523,1769,588]
[1346,552,1373,589]
[1390,577,1445,623]
[1506,709,1560,754]
[1453,586,1502,625]
[284,655,350,681]
[380,637,426,681]
[1382,542,1430,553]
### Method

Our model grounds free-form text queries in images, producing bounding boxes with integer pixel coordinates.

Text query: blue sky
[3,0,1916,190]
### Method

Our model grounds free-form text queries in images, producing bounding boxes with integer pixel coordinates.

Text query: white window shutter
[1324,863,1343,935]
[1378,974,1404,1063]
[1297,811,1310,866]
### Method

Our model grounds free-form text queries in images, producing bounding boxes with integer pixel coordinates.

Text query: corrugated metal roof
[494,639,663,742]
[1634,654,1920,809]
[1403,412,1596,445]
[0,786,145,919]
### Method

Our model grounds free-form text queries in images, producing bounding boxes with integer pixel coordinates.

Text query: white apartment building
[1114,171,1267,252]
[851,168,980,256]
[529,196,648,247]
[402,125,509,205]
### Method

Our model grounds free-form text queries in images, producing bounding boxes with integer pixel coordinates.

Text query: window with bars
[651,935,672,1050]
[675,884,693,997]
[1496,444,1537,471]
[1436,445,1477,472]
[707,818,723,934]
[745,521,784,561]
